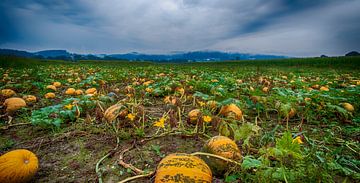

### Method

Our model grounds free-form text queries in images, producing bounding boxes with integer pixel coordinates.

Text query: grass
[0,55,359,182]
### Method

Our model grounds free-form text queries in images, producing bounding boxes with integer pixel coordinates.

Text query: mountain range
[0,48,289,62]
[1,49,359,62]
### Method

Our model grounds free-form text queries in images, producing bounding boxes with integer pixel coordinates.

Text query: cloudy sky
[0,0,359,57]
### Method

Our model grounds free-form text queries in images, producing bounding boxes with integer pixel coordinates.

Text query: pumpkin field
[0,56,359,183]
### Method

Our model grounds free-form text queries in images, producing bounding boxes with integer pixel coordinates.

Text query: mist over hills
[0,48,288,62]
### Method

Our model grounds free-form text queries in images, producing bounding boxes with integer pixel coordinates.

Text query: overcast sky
[0,0,359,56]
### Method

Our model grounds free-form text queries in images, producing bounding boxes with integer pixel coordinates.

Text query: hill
[0,48,287,62]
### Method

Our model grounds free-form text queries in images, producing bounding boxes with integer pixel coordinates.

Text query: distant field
[0,56,359,182]
[1,55,360,68]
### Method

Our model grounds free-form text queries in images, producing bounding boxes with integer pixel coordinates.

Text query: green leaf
[241,156,262,170]
[234,122,260,148]
[276,131,302,159]
[225,174,240,182]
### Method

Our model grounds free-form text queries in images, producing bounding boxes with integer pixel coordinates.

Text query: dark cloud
[0,0,359,56]
[0,2,21,43]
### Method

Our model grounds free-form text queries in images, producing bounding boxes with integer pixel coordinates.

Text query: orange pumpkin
[65,88,76,95]
[85,88,97,95]
[46,85,57,91]
[3,98,26,113]
[188,109,201,123]
[0,149,39,183]
[52,82,61,87]
[75,89,84,95]
[44,92,56,99]
[1,89,16,98]
[155,153,212,183]
[219,104,243,120]
[319,86,329,91]
[22,95,37,103]
[202,136,241,175]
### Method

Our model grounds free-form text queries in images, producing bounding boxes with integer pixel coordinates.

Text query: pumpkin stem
[177,106,184,129]
[95,123,120,183]
[0,122,31,130]
[191,152,242,166]
[118,141,144,175]
[117,171,154,183]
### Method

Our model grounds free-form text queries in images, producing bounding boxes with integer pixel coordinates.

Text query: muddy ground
[1,120,220,183]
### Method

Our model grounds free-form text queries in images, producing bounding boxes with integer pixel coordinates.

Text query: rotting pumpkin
[155,153,212,183]
[0,149,39,183]
[103,104,128,123]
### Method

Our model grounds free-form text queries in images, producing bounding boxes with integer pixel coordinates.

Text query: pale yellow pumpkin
[342,103,354,112]
[103,104,127,123]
